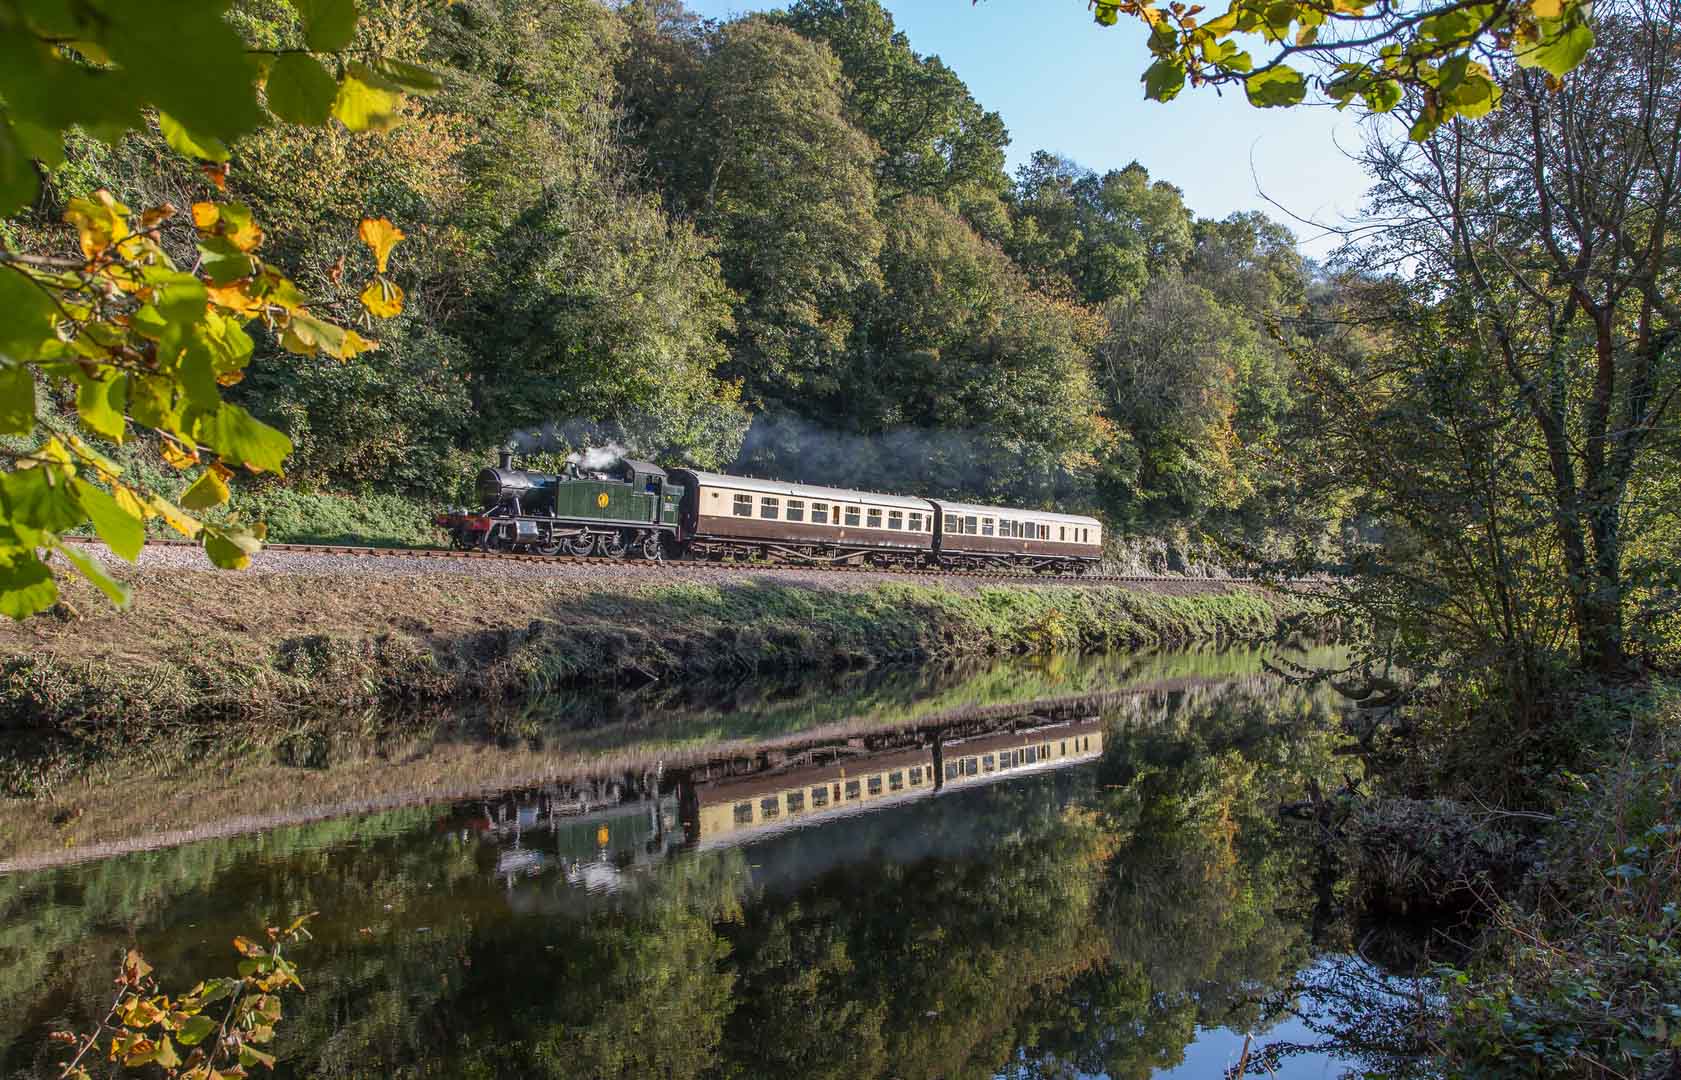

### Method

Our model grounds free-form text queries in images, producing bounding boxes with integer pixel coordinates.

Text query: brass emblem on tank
[597,493,610,508]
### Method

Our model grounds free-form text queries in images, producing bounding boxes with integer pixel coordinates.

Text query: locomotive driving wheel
[597,532,629,559]
[566,534,596,557]
[640,534,663,561]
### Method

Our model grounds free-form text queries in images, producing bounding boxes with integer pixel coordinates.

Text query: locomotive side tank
[438,451,683,558]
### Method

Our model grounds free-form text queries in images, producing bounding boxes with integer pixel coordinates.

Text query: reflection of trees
[3,676,1357,1080]
[1010,681,1351,1080]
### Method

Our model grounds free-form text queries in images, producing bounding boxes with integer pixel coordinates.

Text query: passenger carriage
[669,469,936,566]
[928,499,1103,570]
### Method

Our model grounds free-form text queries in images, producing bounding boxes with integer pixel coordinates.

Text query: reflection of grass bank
[0,569,1310,791]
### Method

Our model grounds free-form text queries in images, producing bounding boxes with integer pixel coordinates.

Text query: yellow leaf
[149,495,202,539]
[339,329,379,357]
[160,439,201,469]
[114,483,152,519]
[358,217,405,273]
[192,202,220,229]
[64,190,131,259]
[1529,0,1562,15]
[206,284,266,319]
[219,204,265,253]
[359,276,404,318]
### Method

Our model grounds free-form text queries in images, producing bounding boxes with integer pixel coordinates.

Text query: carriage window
[909,766,923,785]
[1059,526,1066,541]
[844,506,861,527]
[760,797,780,818]
[845,780,861,800]
[760,497,779,519]
[787,790,805,812]
[812,502,829,524]
[983,754,995,772]
[1000,750,1015,769]
[1061,740,1068,755]
[909,512,923,531]
[811,785,829,807]
[889,770,904,791]
[1041,524,1051,539]
[734,802,753,824]
[964,516,978,535]
[982,518,995,536]
[963,757,978,776]
[733,494,752,517]
[888,510,903,530]
[786,499,805,522]
[867,775,883,795]
[867,508,882,528]
[945,762,960,781]
[1024,746,1038,764]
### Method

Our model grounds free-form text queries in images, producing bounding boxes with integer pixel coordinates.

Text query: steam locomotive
[435,451,1103,570]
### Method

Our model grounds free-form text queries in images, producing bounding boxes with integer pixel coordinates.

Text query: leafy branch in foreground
[0,0,430,618]
[1075,0,1594,138]
[52,914,314,1080]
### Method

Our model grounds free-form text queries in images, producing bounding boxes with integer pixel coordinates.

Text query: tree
[0,0,430,616]
[1340,0,1681,678]
[779,0,1011,203]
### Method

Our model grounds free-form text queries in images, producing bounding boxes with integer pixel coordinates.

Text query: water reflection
[0,650,1381,1079]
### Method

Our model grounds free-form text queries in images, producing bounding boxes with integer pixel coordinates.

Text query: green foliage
[1433,688,1681,1077]
[0,3,433,615]
[1085,0,1595,140]
[51,916,312,1079]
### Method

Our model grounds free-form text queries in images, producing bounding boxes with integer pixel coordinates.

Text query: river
[0,644,1422,1078]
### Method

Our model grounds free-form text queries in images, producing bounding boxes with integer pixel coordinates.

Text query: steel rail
[60,535,1264,586]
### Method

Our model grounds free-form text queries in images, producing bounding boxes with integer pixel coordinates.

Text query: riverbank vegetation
[0,569,1300,795]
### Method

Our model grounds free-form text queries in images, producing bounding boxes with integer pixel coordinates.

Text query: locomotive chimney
[498,449,514,471]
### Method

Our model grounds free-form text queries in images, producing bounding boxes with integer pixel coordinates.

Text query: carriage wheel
[640,534,664,561]
[567,534,596,557]
[598,532,629,559]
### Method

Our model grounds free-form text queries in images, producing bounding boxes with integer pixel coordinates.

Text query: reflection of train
[437,453,1103,571]
[683,717,1104,848]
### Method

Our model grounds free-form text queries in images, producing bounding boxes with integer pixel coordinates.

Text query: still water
[0,646,1395,1079]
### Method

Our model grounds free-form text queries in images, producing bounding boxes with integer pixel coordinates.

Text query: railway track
[61,535,1260,586]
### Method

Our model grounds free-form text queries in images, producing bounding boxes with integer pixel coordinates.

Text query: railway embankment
[0,554,1315,786]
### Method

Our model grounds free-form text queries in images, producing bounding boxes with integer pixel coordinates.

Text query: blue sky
[684,0,1377,257]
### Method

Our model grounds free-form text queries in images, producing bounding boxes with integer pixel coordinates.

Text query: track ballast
[67,536,1257,587]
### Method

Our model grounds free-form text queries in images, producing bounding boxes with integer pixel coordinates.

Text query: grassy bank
[3,572,1298,725]
[0,568,1305,791]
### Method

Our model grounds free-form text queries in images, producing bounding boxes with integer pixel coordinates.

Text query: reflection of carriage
[683,716,1105,848]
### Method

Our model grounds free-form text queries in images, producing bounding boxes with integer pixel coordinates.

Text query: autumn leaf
[359,277,404,318]
[358,217,405,273]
